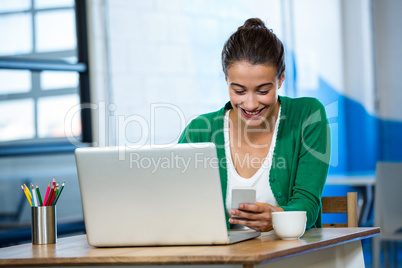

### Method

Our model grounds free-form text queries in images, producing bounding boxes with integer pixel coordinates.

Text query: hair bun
[222,17,285,78]
[242,18,267,29]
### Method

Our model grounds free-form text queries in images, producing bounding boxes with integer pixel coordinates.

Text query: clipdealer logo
[64,101,338,167]
[129,152,219,174]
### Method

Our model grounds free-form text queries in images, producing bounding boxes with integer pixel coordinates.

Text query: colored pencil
[21,185,32,207]
[30,184,36,207]
[23,185,32,206]
[50,184,58,205]
[24,184,32,200]
[36,186,43,206]
[53,182,65,205]
[25,185,33,205]
[43,183,51,206]
[32,185,39,207]
[46,186,54,206]
[20,178,66,207]
[46,186,55,206]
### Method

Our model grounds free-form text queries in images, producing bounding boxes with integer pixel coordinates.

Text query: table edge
[0,227,380,267]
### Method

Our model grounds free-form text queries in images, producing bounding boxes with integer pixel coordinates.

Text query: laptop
[75,143,260,247]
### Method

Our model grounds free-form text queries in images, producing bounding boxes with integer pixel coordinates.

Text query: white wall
[292,0,376,115]
[341,0,375,115]
[90,0,285,148]
[293,0,344,94]
[373,0,402,121]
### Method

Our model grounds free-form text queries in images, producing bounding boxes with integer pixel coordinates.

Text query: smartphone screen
[231,187,256,218]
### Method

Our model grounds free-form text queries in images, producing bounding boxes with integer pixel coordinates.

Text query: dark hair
[221,18,285,78]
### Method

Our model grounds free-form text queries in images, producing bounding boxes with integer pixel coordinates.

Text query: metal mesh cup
[31,206,57,244]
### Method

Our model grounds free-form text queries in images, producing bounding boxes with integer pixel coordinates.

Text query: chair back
[322,192,358,227]
[375,162,402,234]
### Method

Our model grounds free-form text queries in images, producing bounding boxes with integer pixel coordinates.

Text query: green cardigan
[178,96,330,229]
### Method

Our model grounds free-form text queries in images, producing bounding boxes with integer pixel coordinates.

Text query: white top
[224,108,281,217]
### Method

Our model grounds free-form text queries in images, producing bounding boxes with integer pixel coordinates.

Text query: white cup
[271,211,307,240]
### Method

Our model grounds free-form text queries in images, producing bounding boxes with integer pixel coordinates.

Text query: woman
[179,18,330,232]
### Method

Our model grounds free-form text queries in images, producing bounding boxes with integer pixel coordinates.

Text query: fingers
[237,202,271,213]
[229,215,273,232]
[229,202,274,232]
[239,203,260,212]
[230,208,260,220]
[230,202,272,222]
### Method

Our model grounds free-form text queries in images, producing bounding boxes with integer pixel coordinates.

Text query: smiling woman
[226,63,283,129]
[179,18,331,232]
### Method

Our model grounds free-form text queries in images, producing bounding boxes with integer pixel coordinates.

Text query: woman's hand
[229,202,284,232]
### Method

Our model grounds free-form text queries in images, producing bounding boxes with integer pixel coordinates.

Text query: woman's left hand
[229,202,284,232]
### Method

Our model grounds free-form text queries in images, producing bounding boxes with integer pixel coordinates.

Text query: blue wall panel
[295,77,402,174]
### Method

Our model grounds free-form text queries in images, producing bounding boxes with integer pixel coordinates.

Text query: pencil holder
[31,206,57,245]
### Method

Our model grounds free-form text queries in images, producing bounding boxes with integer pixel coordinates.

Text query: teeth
[244,110,260,115]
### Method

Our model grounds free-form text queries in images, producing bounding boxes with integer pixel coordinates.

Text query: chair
[372,162,402,268]
[321,192,358,227]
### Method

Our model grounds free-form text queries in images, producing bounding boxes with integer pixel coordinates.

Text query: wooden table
[0,227,379,268]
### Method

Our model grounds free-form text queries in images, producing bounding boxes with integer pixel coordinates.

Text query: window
[0,0,91,155]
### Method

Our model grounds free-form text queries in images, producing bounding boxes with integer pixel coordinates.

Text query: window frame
[0,0,91,156]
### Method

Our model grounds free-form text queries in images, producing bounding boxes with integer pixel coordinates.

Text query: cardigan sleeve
[178,117,208,143]
[279,99,331,229]
[178,121,195,143]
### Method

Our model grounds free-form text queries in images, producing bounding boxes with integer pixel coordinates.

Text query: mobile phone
[231,187,256,218]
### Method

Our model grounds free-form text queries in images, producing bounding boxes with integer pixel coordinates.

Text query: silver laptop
[75,143,260,247]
